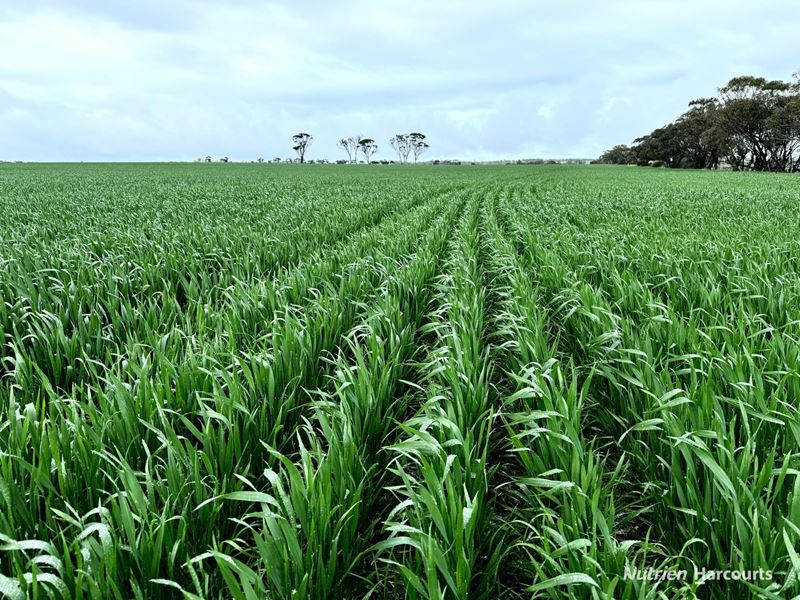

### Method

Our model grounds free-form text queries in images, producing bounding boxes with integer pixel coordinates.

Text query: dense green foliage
[1,163,800,599]
[598,74,800,171]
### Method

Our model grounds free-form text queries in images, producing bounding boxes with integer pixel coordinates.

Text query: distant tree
[292,133,313,163]
[219,156,229,163]
[359,138,378,162]
[257,157,265,163]
[597,144,636,165]
[204,155,212,163]
[273,157,282,163]
[337,136,361,163]
[408,133,429,162]
[390,134,412,163]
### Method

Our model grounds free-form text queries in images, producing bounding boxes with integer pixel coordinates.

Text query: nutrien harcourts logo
[624,565,773,583]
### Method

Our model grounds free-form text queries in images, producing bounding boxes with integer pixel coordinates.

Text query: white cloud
[537,104,555,121]
[1,0,798,161]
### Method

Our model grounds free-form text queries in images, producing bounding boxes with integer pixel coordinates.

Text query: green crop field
[1,163,799,599]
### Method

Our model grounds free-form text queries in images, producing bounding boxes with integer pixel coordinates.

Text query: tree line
[331,132,429,164]
[597,73,800,172]
[195,132,430,164]
[199,132,429,164]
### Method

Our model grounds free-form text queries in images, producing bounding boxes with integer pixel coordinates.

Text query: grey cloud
[1,0,798,161]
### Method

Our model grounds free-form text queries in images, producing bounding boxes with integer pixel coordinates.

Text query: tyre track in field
[481,182,641,598]
[368,188,506,600]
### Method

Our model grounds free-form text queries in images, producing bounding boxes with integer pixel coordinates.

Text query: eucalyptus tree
[337,136,360,163]
[390,134,412,163]
[358,138,378,162]
[292,132,313,164]
[409,132,429,162]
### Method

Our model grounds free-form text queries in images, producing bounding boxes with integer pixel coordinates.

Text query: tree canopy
[292,133,313,164]
[598,73,800,172]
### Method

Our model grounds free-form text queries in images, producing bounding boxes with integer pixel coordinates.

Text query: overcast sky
[1,1,797,162]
